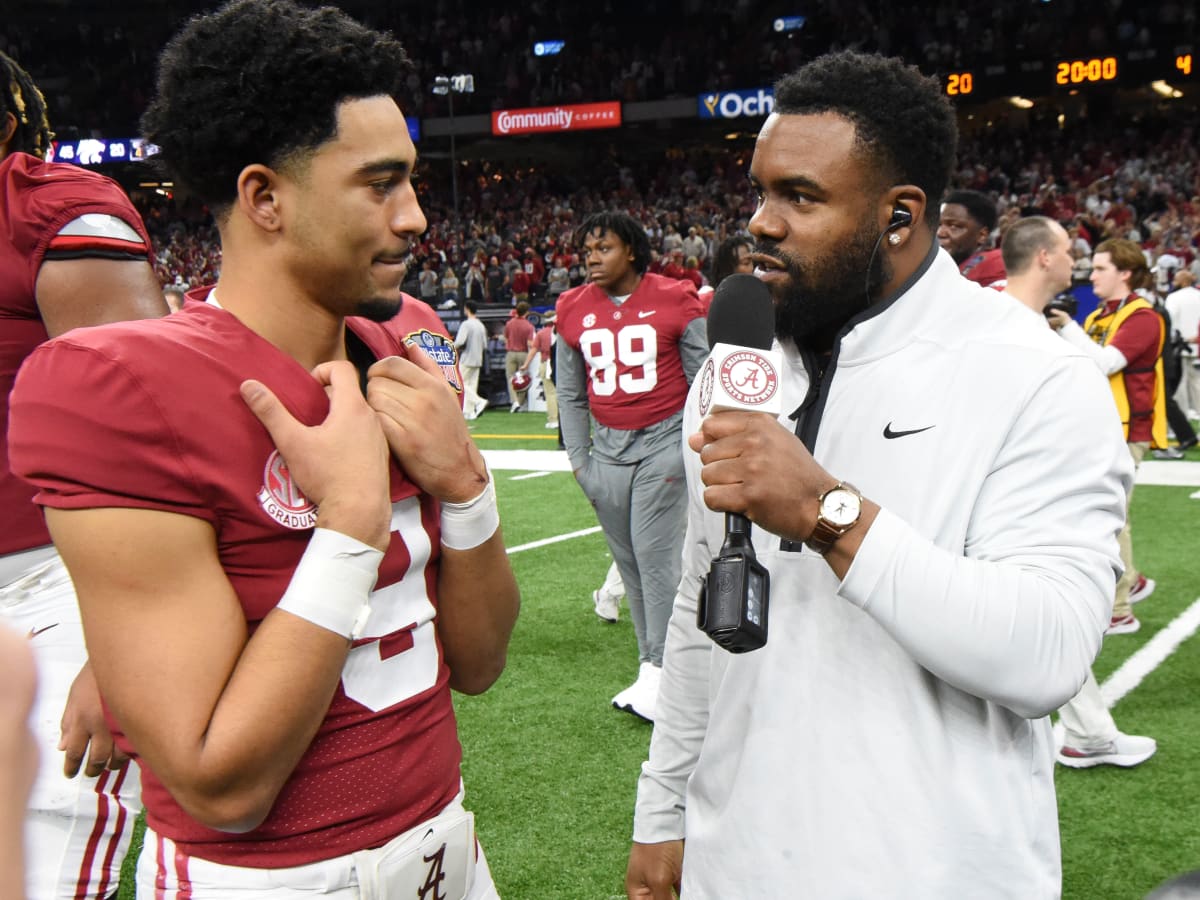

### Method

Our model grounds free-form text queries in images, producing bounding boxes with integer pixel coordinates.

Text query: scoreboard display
[941,48,1194,100]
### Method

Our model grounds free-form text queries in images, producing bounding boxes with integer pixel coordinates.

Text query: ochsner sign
[492,101,621,136]
[698,88,775,119]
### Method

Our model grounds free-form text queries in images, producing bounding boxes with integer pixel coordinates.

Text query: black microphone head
[707,273,775,351]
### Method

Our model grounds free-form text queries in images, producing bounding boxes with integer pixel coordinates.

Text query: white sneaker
[593,589,619,623]
[1056,732,1157,768]
[1129,575,1156,604]
[612,662,661,722]
[473,399,488,418]
[545,421,559,429]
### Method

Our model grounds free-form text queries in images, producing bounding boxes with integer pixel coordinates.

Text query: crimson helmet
[511,371,532,393]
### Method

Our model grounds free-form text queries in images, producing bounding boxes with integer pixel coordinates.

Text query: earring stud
[888,232,902,246]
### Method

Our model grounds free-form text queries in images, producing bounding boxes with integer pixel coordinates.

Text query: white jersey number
[340,497,440,712]
[580,324,658,396]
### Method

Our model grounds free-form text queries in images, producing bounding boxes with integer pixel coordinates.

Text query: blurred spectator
[440,266,460,309]
[504,301,535,411]
[1166,270,1200,417]
[418,258,439,305]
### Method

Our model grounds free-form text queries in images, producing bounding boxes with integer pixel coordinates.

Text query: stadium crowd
[132,110,1200,309]
[3,0,1196,133]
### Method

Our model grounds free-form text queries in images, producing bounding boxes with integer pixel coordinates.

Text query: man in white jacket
[627,52,1130,899]
[1001,215,1156,770]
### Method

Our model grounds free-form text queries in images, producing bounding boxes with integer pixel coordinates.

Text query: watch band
[805,482,862,555]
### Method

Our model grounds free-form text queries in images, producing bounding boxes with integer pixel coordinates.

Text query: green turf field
[116,409,1200,898]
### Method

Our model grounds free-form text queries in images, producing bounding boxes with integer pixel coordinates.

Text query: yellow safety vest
[1083,297,1167,448]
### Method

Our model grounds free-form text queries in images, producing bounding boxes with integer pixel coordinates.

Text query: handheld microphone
[696,274,780,653]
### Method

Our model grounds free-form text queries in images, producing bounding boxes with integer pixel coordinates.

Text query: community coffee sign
[491,101,621,136]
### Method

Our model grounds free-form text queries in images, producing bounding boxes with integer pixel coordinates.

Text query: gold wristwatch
[805,482,863,555]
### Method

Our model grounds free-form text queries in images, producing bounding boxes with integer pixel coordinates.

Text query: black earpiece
[889,205,913,229]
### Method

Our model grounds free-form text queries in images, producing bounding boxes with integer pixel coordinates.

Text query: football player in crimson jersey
[556,211,708,721]
[9,2,518,896]
[1,50,166,899]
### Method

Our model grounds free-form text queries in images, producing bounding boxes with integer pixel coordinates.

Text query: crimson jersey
[9,299,464,868]
[959,248,1006,288]
[0,151,151,555]
[556,272,704,430]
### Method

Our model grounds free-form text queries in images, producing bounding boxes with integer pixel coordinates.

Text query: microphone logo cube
[698,345,782,416]
[720,350,778,405]
[701,344,782,417]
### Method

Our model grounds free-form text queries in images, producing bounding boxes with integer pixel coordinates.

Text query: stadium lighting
[432,74,475,216]
[1008,96,1035,109]
[1150,80,1183,98]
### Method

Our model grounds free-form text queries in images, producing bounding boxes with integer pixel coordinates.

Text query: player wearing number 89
[8,1,518,896]
[555,212,708,721]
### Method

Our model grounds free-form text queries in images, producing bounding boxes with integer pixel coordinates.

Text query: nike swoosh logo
[637,310,657,318]
[883,423,935,439]
[27,623,59,639]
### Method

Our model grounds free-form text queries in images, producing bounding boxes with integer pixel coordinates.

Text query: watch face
[820,488,861,527]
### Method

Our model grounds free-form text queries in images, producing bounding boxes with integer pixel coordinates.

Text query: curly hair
[575,211,651,274]
[141,0,412,215]
[773,52,957,228]
[711,235,754,287]
[0,51,53,159]
[944,189,998,232]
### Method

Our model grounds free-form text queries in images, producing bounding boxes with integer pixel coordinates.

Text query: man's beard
[354,294,404,322]
[755,218,892,352]
[354,257,411,322]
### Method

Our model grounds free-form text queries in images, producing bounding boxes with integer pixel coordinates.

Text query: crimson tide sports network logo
[698,358,715,416]
[718,351,779,406]
[257,450,317,529]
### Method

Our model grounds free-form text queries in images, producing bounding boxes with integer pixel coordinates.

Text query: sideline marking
[472,434,560,441]
[1101,597,1200,707]
[507,526,603,555]
[483,449,572,472]
[1136,460,1200,487]
[511,471,553,481]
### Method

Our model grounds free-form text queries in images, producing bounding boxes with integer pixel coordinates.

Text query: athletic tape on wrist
[440,474,500,550]
[276,528,383,640]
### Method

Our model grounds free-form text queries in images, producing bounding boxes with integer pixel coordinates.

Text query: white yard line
[509,471,554,481]
[482,449,573,472]
[506,526,603,555]
[1100,597,1200,707]
[1135,460,1200,487]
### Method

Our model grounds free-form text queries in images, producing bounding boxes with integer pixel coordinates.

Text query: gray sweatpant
[576,436,687,666]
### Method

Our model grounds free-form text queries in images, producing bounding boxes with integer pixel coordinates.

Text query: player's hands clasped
[241,361,393,550]
[366,348,489,504]
[688,410,834,543]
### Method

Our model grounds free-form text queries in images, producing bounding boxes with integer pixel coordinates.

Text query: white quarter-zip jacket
[633,247,1132,899]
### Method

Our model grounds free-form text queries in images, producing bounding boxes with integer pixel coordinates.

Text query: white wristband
[275,528,384,640]
[440,474,500,550]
